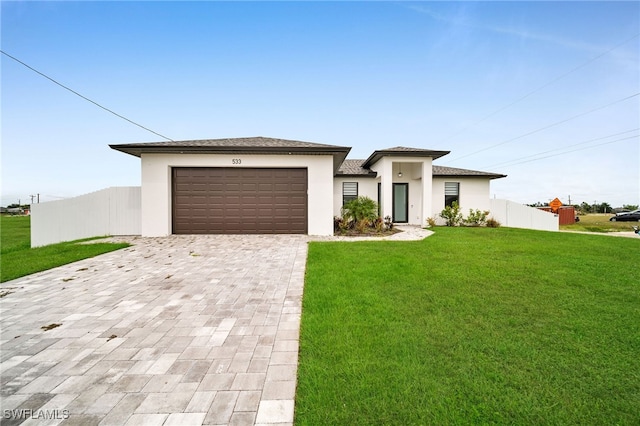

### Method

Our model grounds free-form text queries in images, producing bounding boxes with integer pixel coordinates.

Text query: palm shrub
[341,196,379,230]
[440,201,463,226]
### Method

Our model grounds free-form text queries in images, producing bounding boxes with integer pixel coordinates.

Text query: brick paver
[0,235,308,425]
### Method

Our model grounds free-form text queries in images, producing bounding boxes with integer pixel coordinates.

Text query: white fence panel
[109,187,142,236]
[31,187,141,247]
[490,199,558,232]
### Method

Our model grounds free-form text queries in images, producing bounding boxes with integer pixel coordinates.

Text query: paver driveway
[0,235,308,425]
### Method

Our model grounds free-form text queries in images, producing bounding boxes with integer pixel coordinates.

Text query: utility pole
[30,195,35,204]
[37,193,40,203]
[568,195,571,205]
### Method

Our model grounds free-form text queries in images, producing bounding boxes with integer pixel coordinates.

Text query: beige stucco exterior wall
[140,153,335,236]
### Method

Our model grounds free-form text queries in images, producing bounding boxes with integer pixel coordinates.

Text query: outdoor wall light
[398,164,403,178]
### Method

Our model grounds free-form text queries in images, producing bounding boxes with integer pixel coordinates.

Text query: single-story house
[110,137,506,237]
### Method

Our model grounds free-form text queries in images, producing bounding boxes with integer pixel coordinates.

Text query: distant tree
[528,201,546,207]
[623,204,639,210]
[598,202,612,213]
[579,202,591,214]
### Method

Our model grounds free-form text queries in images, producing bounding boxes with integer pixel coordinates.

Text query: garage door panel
[272,169,292,178]
[173,167,307,234]
[241,183,258,191]
[207,183,225,191]
[241,208,258,217]
[274,183,291,192]
[290,182,307,191]
[257,196,274,203]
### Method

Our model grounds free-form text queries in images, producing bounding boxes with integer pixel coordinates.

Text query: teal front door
[393,183,408,223]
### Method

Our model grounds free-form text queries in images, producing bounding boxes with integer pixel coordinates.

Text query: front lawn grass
[1,216,130,282]
[297,227,639,425]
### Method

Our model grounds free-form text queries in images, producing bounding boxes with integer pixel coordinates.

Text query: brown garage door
[172,167,307,234]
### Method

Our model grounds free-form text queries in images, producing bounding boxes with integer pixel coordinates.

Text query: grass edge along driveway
[1,216,129,283]
[296,227,639,425]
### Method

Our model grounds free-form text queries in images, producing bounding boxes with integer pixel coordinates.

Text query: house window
[343,182,358,205]
[445,182,460,207]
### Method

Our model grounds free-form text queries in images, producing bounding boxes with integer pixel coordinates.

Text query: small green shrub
[440,202,463,226]
[464,209,489,226]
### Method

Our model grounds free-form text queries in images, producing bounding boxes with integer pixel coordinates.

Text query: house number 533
[232,159,241,164]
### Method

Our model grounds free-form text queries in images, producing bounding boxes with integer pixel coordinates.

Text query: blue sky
[2,1,639,208]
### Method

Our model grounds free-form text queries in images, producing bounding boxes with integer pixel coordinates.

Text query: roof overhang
[335,171,378,178]
[363,148,450,168]
[110,139,351,173]
[433,165,506,180]
[434,172,507,180]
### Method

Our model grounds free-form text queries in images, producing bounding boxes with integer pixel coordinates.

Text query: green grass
[562,213,638,233]
[1,216,130,282]
[297,227,639,425]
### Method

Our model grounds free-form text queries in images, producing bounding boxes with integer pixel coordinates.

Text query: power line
[483,128,640,169]
[443,32,640,143]
[446,92,640,163]
[489,134,638,169]
[1,50,174,142]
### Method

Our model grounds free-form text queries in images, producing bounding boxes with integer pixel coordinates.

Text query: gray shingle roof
[110,137,351,172]
[110,136,347,152]
[384,146,445,152]
[110,137,504,179]
[336,159,376,176]
[363,146,450,168]
[433,165,506,179]
[336,161,505,179]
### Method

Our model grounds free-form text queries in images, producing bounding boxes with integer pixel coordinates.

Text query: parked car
[610,209,640,221]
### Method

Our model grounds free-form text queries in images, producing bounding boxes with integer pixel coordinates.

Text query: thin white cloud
[406,3,605,53]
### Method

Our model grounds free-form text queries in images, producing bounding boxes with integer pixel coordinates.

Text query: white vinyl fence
[490,199,558,232]
[31,187,141,247]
